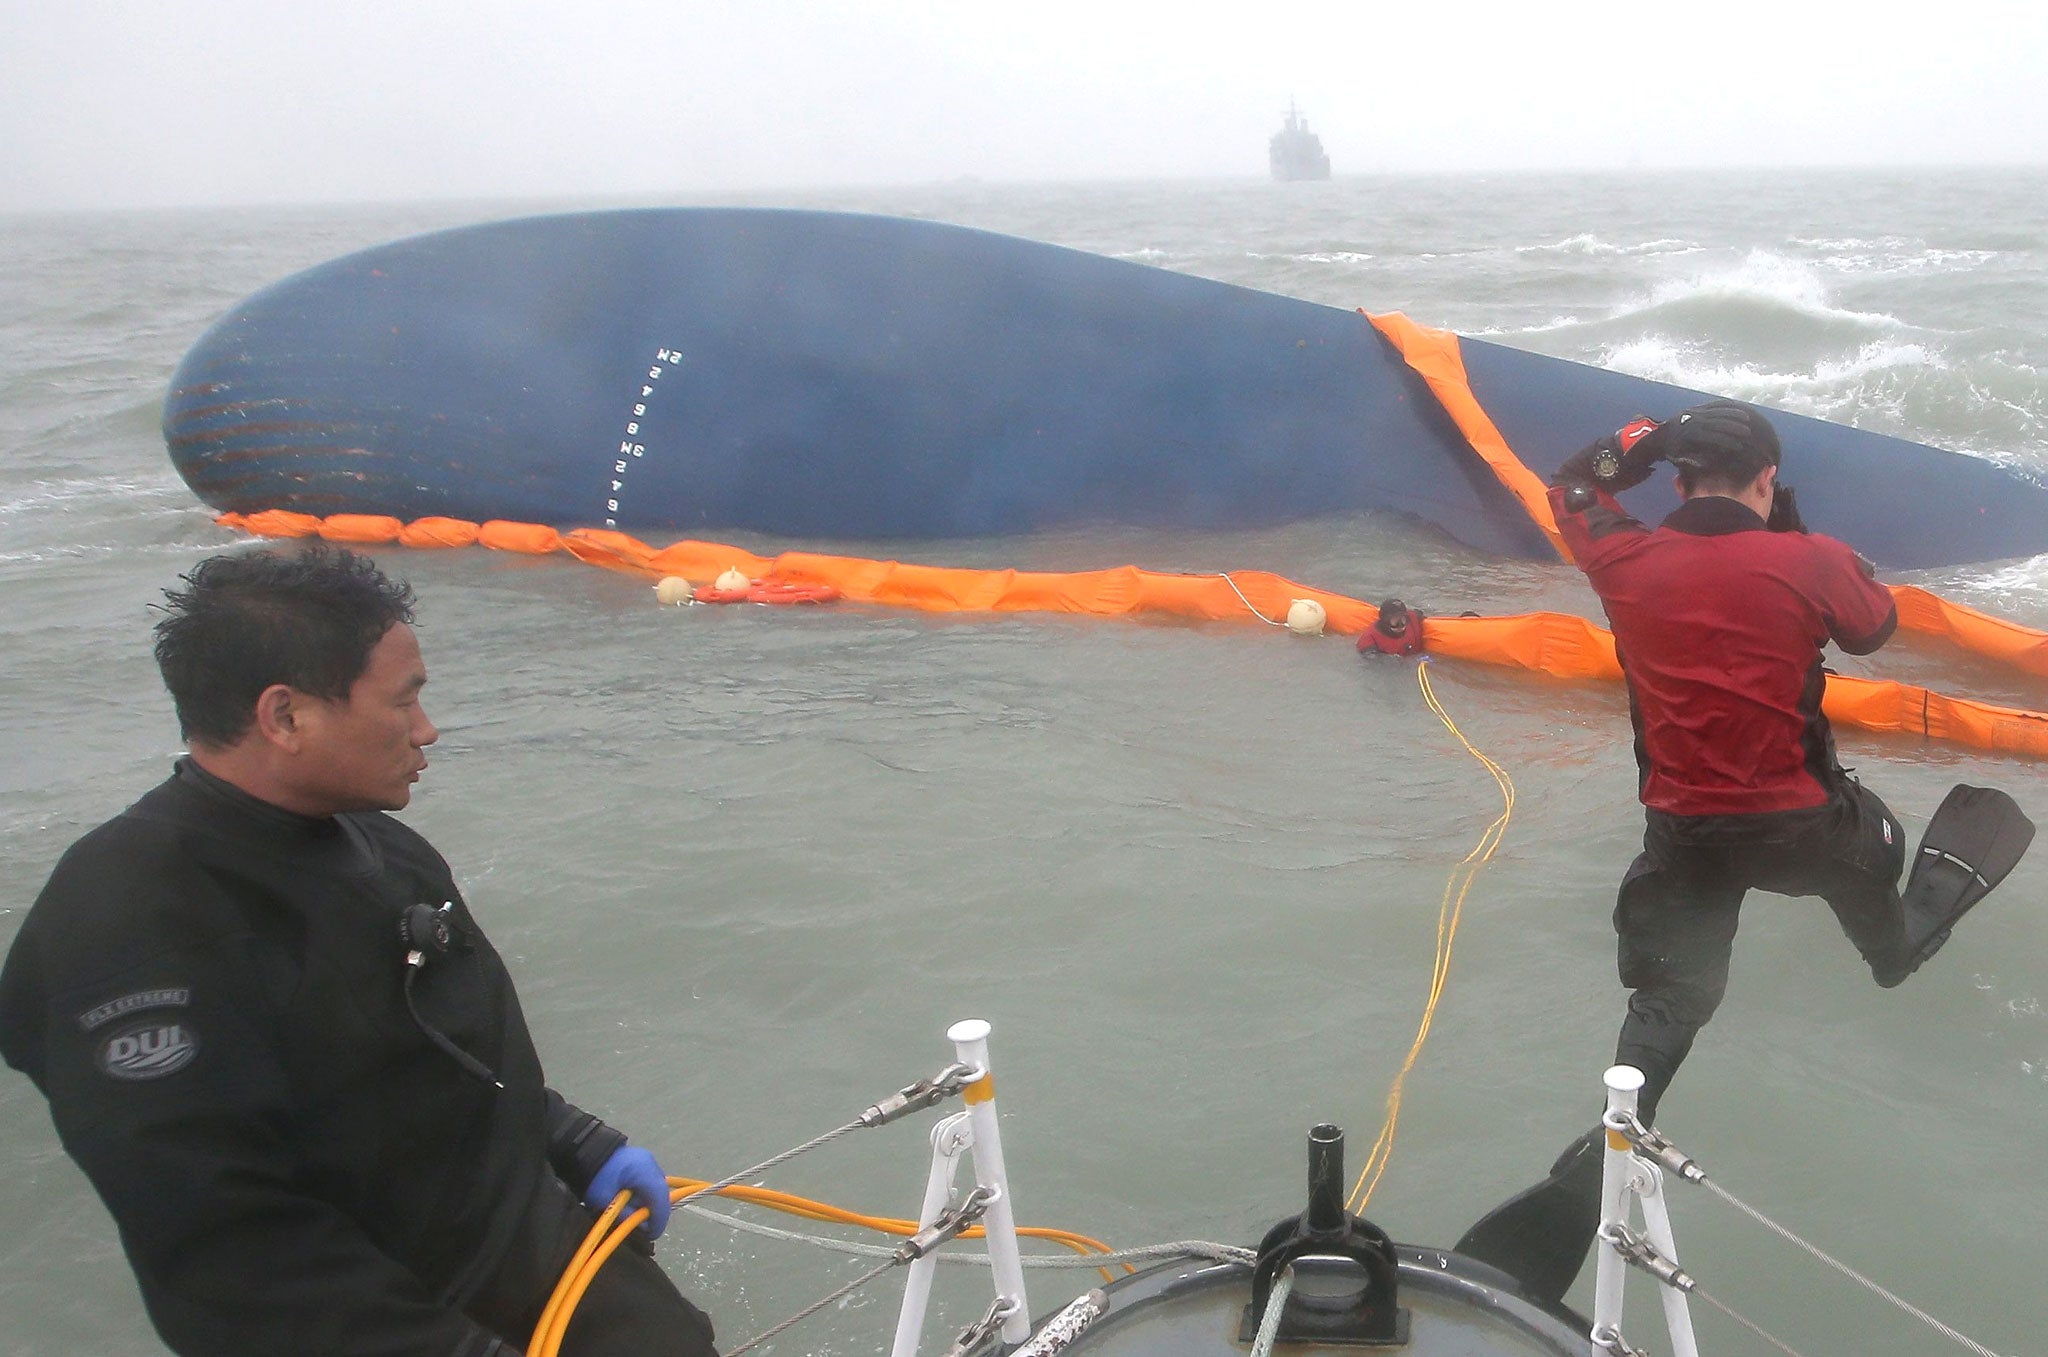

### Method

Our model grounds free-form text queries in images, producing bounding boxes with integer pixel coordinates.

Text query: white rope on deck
[1243,1265,1296,1357]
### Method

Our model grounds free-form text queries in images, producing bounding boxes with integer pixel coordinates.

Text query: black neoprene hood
[1667,399,1781,483]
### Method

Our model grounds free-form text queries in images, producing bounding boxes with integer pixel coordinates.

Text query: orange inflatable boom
[216,510,2048,761]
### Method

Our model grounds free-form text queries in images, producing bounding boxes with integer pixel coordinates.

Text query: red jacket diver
[1456,399,2033,1305]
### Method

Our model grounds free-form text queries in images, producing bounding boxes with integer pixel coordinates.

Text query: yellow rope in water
[1347,657,1515,1213]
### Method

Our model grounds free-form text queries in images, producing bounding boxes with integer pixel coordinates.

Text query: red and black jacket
[1549,482,1897,817]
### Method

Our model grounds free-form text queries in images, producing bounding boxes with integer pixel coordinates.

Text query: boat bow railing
[1593,1066,2010,1357]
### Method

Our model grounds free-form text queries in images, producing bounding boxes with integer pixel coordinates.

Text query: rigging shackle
[895,1183,999,1262]
[861,1060,987,1128]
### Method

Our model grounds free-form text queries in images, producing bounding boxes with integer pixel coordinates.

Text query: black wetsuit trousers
[465,1175,719,1357]
[1612,780,1907,1125]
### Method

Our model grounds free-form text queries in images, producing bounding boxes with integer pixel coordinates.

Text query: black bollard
[1240,1124,1410,1346]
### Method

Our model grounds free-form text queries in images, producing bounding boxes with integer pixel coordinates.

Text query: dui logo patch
[96,1018,199,1081]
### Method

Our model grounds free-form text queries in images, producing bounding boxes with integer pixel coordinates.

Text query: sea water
[1,170,2044,1355]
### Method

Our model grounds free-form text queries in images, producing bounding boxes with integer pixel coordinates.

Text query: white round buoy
[654,576,694,606]
[714,567,751,592]
[1285,598,1327,636]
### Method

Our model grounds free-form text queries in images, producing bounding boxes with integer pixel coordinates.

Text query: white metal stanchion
[1591,1064,1698,1357]
[950,1018,1032,1345]
[1635,1160,1698,1357]
[889,1111,975,1357]
[1591,1064,1642,1346]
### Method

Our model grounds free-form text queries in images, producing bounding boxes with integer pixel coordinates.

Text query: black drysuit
[0,760,714,1357]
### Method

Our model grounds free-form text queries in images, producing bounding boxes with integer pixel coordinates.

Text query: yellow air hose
[528,1178,1123,1356]
[1349,657,1515,1212]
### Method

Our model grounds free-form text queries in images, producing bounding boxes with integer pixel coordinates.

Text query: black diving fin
[1452,1127,1603,1306]
[1876,783,2033,989]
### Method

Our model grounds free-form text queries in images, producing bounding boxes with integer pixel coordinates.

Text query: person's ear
[251,684,303,751]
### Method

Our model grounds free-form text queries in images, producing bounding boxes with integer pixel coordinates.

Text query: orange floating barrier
[217,509,2048,761]
[222,509,324,538]
[477,520,560,554]
[316,514,407,544]
[1367,311,1570,561]
[1888,584,2048,679]
[397,517,482,549]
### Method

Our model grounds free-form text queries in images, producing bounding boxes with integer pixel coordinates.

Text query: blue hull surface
[163,209,2048,568]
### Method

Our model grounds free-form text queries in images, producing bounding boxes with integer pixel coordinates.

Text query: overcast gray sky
[5,0,2045,211]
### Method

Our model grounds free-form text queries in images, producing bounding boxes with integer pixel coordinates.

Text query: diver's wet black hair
[152,544,416,745]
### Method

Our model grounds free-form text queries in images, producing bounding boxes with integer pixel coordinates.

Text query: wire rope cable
[1695,1177,2008,1357]
[689,1117,867,1201]
[725,1256,901,1356]
[1683,1284,1809,1357]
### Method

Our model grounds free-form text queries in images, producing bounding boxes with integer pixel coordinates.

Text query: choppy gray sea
[2,170,2045,1355]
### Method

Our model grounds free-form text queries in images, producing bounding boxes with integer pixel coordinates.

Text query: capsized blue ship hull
[163,209,2048,569]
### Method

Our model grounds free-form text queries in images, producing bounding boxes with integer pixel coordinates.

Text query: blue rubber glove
[583,1145,672,1239]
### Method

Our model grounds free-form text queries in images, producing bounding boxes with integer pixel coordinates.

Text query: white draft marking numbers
[605,346,681,527]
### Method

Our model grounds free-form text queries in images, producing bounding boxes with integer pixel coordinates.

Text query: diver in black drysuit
[0,758,717,1357]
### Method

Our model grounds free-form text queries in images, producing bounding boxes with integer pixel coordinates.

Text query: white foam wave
[1824,247,1997,278]
[1813,340,1941,383]
[1466,314,1586,337]
[1601,336,1775,394]
[0,537,207,568]
[1964,555,2048,599]
[1634,249,1900,329]
[1923,248,1997,268]
[1518,233,1699,258]
[1599,336,1944,418]
[1594,346,2046,472]
[0,476,174,521]
[1791,235,1998,277]
[1244,249,1376,265]
[1647,250,1829,307]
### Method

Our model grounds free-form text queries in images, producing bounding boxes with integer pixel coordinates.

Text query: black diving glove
[1555,416,1667,492]
[1767,483,1806,532]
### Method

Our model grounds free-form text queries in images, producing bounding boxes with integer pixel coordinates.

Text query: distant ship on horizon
[1269,101,1331,181]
